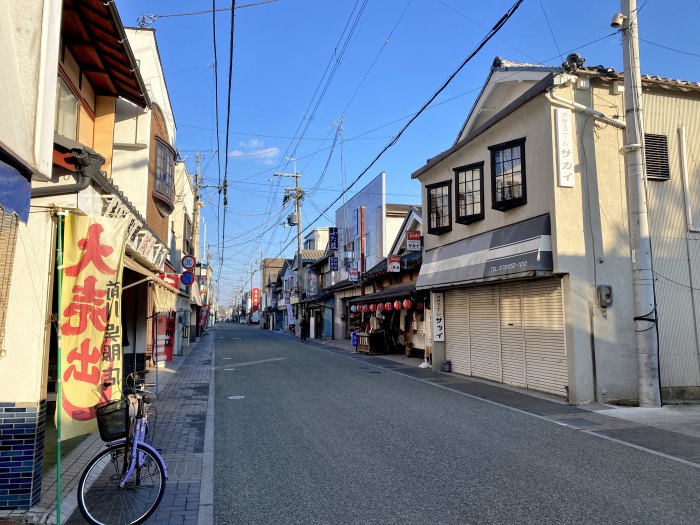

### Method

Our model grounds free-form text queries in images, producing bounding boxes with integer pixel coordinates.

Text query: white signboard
[287,304,295,324]
[431,292,445,342]
[555,108,575,188]
[388,255,401,273]
[407,230,421,252]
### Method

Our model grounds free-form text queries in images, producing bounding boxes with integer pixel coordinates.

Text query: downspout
[31,147,106,197]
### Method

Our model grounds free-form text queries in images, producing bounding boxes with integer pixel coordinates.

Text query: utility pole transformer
[620,0,661,407]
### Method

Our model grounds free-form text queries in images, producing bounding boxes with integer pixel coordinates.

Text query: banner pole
[55,212,64,525]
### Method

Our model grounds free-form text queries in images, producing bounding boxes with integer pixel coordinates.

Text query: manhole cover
[228,395,245,400]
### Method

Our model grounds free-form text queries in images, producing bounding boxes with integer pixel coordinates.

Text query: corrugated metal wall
[644,90,700,388]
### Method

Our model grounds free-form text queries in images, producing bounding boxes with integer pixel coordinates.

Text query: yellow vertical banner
[57,213,128,441]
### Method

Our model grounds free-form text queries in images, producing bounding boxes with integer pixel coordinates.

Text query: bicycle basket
[95,400,128,442]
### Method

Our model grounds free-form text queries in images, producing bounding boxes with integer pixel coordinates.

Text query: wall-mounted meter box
[597,285,613,308]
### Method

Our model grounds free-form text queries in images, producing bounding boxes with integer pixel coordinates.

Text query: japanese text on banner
[58,214,127,441]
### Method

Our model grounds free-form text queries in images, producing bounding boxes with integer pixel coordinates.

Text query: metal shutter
[522,279,568,396]
[445,289,471,376]
[468,286,501,382]
[499,283,526,387]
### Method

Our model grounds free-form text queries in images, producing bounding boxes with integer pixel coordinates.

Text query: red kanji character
[62,276,107,335]
[64,223,116,277]
[64,338,101,384]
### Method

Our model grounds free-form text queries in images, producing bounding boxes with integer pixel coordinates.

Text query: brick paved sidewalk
[0,331,215,525]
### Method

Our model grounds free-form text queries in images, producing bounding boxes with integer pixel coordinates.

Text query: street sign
[181,271,195,286]
[388,255,401,273]
[329,256,338,271]
[329,227,338,251]
[407,230,421,251]
[181,255,196,269]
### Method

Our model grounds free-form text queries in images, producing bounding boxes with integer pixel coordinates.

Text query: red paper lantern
[363,304,369,312]
[403,299,412,310]
[385,302,393,311]
[369,304,376,312]
[394,300,402,310]
[376,303,383,312]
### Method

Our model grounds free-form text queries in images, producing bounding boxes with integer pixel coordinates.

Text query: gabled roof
[454,57,560,144]
[389,206,422,255]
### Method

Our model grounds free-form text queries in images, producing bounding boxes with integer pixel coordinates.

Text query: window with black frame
[455,162,484,224]
[154,140,175,199]
[427,181,451,234]
[490,138,526,211]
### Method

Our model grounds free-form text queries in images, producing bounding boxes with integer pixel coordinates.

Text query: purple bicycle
[77,370,168,525]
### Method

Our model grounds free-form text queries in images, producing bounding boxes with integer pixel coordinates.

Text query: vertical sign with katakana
[58,214,127,440]
[555,108,575,188]
[431,292,445,342]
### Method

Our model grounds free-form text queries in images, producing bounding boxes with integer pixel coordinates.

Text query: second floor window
[55,78,79,141]
[490,138,526,211]
[427,181,452,235]
[154,140,174,199]
[455,162,484,224]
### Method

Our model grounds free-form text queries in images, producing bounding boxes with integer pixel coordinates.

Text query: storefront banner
[58,214,128,441]
[407,230,421,251]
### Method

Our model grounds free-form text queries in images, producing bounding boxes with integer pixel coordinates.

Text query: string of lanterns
[350,298,422,313]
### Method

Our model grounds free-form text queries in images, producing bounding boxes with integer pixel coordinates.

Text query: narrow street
[214,325,700,524]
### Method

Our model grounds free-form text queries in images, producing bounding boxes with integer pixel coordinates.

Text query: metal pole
[620,0,661,407]
[56,212,64,525]
[192,149,202,260]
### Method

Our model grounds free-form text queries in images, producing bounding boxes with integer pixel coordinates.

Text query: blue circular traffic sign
[181,271,195,286]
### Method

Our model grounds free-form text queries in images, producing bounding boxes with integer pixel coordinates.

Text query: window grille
[645,134,670,180]
[0,208,19,357]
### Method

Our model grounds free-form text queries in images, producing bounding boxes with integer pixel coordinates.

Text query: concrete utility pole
[618,0,661,407]
[274,160,304,335]
[192,149,202,259]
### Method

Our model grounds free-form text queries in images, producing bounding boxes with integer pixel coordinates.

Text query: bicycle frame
[110,398,169,485]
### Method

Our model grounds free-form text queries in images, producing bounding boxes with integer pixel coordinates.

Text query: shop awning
[417,214,553,290]
[123,256,181,313]
[348,282,416,304]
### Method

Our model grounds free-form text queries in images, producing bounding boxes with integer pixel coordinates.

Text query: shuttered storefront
[443,278,567,396]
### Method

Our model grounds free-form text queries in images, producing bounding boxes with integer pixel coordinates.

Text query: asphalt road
[214,324,700,524]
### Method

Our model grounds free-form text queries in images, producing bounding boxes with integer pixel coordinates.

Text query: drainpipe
[31,147,106,197]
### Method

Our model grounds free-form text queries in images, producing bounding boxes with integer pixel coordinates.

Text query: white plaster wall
[0,211,54,402]
[125,29,176,143]
[0,0,60,177]
[112,98,151,217]
[385,216,404,256]
[551,83,637,402]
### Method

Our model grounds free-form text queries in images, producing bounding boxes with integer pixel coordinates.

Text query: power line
[137,0,276,27]
[266,0,526,264]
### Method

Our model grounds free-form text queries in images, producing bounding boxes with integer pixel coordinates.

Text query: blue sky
[115,0,700,303]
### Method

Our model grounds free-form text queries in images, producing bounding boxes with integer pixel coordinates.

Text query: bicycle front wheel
[77,443,166,525]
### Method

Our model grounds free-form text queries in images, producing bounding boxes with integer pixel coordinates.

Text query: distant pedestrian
[300,316,308,341]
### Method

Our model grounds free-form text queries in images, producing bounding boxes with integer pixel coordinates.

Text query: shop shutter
[499,283,526,387]
[468,286,501,382]
[445,289,471,376]
[522,279,568,396]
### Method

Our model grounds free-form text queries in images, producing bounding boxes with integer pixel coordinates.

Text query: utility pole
[618,0,661,407]
[274,160,304,335]
[192,149,202,260]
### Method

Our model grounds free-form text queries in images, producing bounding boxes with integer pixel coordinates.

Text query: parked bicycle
[77,370,168,525]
